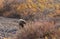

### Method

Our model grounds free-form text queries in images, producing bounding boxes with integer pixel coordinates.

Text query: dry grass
[16,19,60,39]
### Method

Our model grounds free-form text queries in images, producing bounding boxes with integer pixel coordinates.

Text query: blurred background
[0,0,60,21]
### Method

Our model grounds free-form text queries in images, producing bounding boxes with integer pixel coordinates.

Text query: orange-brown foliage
[0,0,60,20]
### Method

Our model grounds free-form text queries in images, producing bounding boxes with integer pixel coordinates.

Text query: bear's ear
[18,19,26,23]
[17,19,26,28]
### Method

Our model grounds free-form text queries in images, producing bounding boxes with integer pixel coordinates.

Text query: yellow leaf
[27,0,32,2]
[45,36,48,39]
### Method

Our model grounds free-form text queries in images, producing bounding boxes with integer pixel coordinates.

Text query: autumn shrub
[0,0,60,21]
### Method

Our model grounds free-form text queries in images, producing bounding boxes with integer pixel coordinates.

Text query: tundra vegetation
[0,0,60,39]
